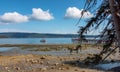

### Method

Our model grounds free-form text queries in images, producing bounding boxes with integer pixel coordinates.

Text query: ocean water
[0,38,73,44]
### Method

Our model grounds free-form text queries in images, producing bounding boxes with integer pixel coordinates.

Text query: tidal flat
[0,44,119,72]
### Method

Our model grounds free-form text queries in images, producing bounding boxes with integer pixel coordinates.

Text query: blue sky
[0,0,94,34]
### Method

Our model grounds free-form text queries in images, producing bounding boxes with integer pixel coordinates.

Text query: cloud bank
[65,7,93,19]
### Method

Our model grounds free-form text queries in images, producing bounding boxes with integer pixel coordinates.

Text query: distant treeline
[0,32,99,38]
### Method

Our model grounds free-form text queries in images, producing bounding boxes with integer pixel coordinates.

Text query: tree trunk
[109,0,120,52]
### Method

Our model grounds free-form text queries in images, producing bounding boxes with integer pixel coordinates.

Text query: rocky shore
[0,44,119,72]
[0,54,104,72]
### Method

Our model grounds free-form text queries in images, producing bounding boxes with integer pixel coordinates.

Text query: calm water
[0,38,73,44]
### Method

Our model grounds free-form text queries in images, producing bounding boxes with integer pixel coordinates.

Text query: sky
[0,0,94,34]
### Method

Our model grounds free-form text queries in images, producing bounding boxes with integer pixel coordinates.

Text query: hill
[0,32,78,38]
[0,32,100,38]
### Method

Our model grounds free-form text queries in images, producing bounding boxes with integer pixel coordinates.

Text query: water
[95,62,120,70]
[0,38,72,44]
[0,47,14,52]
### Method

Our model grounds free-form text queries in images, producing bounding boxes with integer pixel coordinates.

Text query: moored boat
[40,39,46,43]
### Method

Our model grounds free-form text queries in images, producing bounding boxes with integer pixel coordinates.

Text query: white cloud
[0,12,29,24]
[31,8,54,21]
[0,8,54,24]
[65,7,93,19]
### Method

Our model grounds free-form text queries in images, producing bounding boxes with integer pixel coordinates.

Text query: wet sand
[0,44,119,72]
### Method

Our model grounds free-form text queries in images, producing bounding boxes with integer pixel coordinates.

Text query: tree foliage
[78,0,120,63]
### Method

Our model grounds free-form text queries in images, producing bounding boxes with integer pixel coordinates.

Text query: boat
[40,39,46,43]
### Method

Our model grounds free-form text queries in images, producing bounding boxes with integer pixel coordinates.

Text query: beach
[0,44,119,72]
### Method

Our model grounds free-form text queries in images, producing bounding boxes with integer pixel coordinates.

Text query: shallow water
[0,46,101,57]
[95,62,120,70]
[30,49,70,56]
[0,47,14,52]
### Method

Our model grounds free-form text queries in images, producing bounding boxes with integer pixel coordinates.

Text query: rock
[81,70,86,72]
[14,67,20,70]
[66,66,70,70]
[58,67,65,70]
[60,58,62,61]
[40,67,47,71]
[51,66,54,69]
[41,56,46,59]
[58,68,62,70]
[7,70,10,72]
[5,67,8,69]
[61,64,65,66]
[47,61,50,64]
[73,57,76,59]
[61,68,65,70]
[39,61,44,64]
[111,59,115,62]
[54,63,59,66]
[30,59,39,64]
[88,54,93,56]
[74,69,78,71]
[35,60,39,63]
[26,59,30,62]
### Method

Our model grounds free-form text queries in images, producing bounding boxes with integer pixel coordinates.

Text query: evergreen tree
[79,0,120,63]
